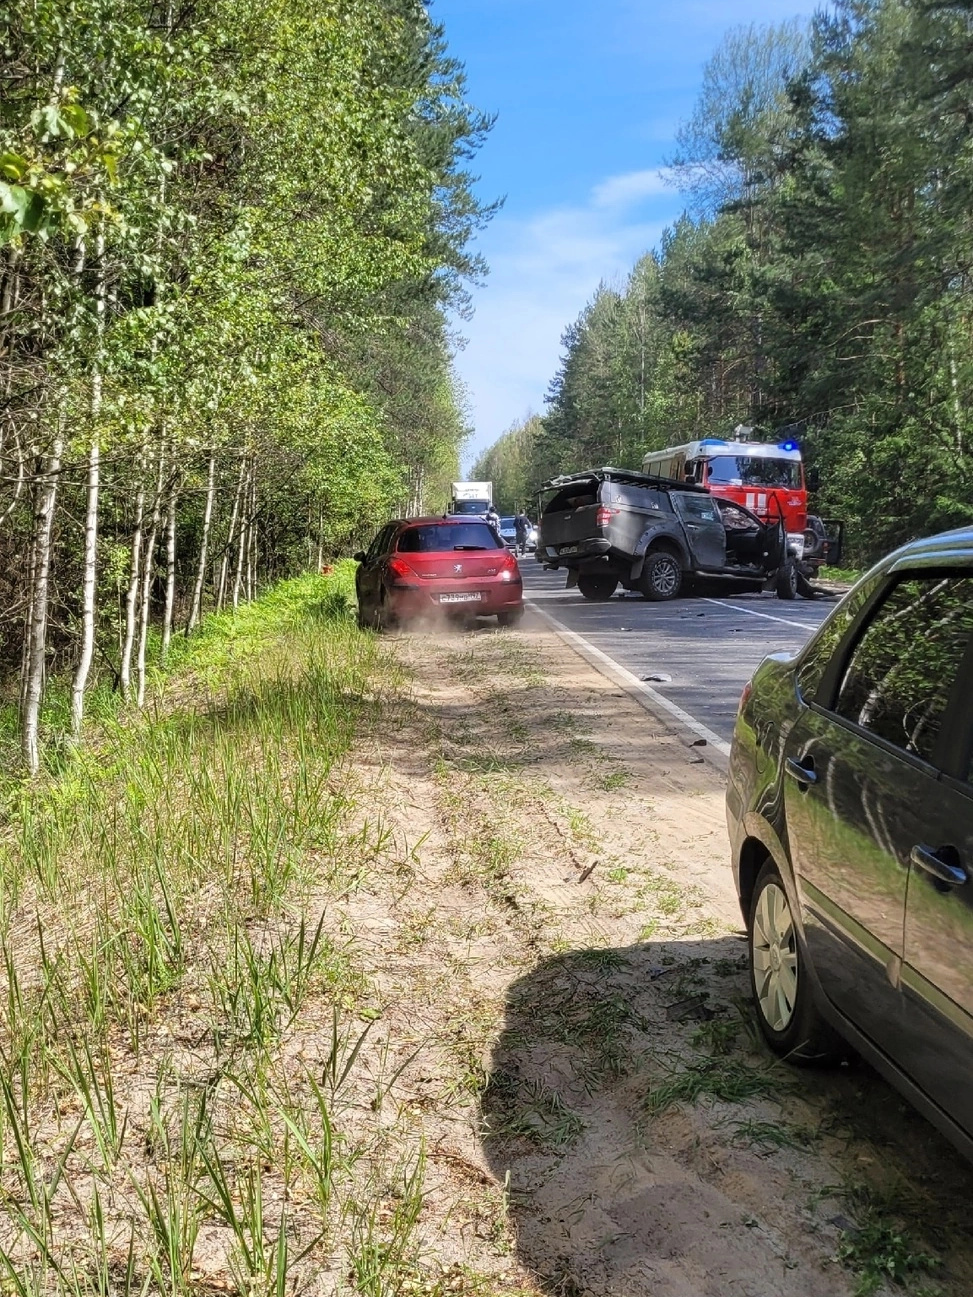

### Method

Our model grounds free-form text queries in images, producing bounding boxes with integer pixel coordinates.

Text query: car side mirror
[806,467,820,492]
[353,551,366,563]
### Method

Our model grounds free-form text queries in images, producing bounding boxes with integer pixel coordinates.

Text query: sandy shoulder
[326,616,973,1296]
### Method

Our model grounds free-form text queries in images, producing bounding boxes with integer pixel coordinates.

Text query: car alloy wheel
[641,550,682,601]
[752,880,798,1032]
[776,559,799,600]
[747,861,841,1063]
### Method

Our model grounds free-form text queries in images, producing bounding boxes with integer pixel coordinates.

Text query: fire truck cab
[641,434,841,585]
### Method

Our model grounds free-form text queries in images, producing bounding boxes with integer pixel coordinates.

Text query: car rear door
[782,572,973,1058]
[361,524,396,609]
[670,492,726,572]
[897,590,973,1137]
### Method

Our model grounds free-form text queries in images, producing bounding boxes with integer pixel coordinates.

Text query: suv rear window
[544,483,599,513]
[397,523,502,552]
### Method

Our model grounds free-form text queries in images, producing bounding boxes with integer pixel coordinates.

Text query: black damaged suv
[536,467,795,601]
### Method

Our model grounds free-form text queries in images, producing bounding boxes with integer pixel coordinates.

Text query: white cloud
[591,167,674,209]
[456,176,678,464]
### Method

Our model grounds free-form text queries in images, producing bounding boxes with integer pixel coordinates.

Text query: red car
[354,517,524,629]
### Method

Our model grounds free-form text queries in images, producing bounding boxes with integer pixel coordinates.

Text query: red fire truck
[641,433,842,592]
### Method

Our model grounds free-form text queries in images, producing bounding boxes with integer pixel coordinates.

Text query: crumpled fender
[629,524,690,582]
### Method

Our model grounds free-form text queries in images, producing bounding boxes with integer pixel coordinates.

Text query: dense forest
[474,0,973,561]
[0,0,492,770]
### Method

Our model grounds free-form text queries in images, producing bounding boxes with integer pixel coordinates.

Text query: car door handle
[911,844,968,888]
[785,757,817,786]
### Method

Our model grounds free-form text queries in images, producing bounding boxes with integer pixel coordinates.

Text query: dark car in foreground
[354,517,524,629]
[728,527,973,1158]
[536,467,798,601]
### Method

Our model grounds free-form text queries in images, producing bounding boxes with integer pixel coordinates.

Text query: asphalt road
[520,559,837,748]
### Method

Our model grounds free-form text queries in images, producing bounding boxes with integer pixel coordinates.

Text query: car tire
[377,589,397,631]
[577,573,619,601]
[776,560,799,600]
[497,607,524,627]
[748,860,841,1064]
[639,550,683,601]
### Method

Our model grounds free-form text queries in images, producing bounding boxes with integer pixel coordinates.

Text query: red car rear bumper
[388,578,523,618]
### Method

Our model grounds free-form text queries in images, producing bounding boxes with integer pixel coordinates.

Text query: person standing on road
[485,502,501,531]
[514,510,533,556]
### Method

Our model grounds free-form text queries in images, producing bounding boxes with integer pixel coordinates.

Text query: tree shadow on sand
[480,938,973,1297]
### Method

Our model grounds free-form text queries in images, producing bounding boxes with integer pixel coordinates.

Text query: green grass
[836,1216,939,1296]
[0,565,441,1293]
[727,1117,810,1152]
[829,1182,944,1297]
[823,565,864,586]
[645,1056,786,1115]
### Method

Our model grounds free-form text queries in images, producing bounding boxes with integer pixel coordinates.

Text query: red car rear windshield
[397,523,502,552]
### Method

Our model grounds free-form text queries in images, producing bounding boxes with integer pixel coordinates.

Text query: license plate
[439,592,482,604]
[559,544,579,555]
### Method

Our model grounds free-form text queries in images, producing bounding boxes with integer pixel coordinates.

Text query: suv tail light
[595,506,617,528]
[388,557,414,580]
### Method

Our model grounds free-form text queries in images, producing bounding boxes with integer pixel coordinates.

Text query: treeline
[476,0,973,552]
[0,0,491,770]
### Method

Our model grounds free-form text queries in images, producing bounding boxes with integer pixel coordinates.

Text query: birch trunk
[161,474,179,659]
[21,422,64,774]
[136,453,165,707]
[186,451,215,633]
[232,462,251,611]
[217,457,246,612]
[120,457,146,702]
[245,473,256,601]
[71,229,106,737]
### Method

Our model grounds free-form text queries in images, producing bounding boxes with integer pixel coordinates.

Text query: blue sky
[430,0,821,466]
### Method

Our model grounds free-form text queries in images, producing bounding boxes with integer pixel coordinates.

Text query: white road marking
[701,598,812,632]
[528,602,732,761]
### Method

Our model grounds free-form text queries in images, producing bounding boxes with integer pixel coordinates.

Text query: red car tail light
[595,506,617,528]
[499,550,519,572]
[388,557,414,580]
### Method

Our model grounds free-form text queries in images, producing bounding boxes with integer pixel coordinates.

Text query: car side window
[718,502,758,531]
[832,573,973,763]
[796,575,882,702]
[366,525,393,563]
[673,493,720,524]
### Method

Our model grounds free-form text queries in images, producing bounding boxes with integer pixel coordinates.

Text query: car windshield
[706,456,800,488]
[452,499,488,514]
[397,523,502,553]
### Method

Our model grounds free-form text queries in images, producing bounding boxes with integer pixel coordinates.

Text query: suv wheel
[776,560,798,600]
[748,861,840,1064]
[577,573,618,601]
[640,550,682,601]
